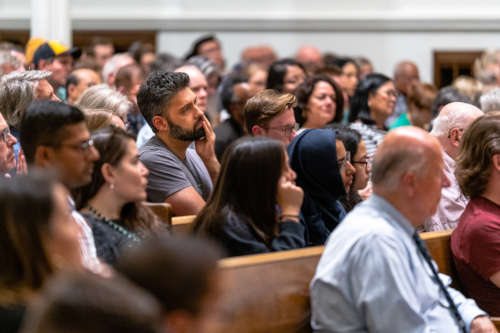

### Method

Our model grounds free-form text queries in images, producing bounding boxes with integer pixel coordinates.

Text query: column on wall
[30,0,71,46]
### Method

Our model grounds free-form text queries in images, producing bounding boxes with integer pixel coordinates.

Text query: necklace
[85,204,140,243]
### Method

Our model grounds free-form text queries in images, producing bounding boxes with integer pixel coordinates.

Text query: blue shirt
[310,194,486,333]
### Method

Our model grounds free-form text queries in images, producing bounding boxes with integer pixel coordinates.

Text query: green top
[389,112,411,130]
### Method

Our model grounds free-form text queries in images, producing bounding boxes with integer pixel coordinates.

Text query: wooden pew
[171,214,196,234]
[215,231,499,332]
[216,246,324,333]
[144,202,172,226]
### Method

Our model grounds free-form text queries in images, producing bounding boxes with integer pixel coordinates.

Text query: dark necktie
[412,232,467,333]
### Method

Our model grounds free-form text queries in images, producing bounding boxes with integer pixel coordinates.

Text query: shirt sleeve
[140,149,192,203]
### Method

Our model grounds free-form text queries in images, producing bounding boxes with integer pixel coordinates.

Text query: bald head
[431,101,483,159]
[296,46,323,74]
[394,61,419,94]
[66,68,102,104]
[372,127,441,191]
[372,126,449,225]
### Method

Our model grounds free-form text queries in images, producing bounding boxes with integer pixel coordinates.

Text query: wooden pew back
[171,215,196,234]
[216,246,324,333]
[144,202,172,226]
[215,231,500,332]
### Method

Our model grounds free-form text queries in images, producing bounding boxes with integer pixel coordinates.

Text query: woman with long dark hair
[75,126,162,264]
[266,58,306,94]
[0,172,83,333]
[193,136,305,257]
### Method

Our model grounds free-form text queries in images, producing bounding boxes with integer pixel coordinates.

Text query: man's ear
[449,128,462,148]
[400,171,417,197]
[251,124,265,137]
[38,59,50,70]
[33,146,55,167]
[152,115,168,132]
[67,83,76,98]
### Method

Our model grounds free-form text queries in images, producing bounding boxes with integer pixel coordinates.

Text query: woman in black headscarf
[287,129,355,245]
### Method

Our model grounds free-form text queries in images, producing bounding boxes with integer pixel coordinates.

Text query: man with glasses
[423,102,483,232]
[20,100,102,272]
[244,89,298,147]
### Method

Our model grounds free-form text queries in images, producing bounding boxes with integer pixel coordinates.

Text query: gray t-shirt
[139,136,213,203]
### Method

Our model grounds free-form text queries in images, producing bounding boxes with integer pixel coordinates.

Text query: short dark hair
[184,34,218,61]
[431,86,472,118]
[266,58,305,93]
[244,89,296,134]
[20,100,85,164]
[456,114,499,198]
[116,235,221,316]
[294,74,344,126]
[65,73,79,91]
[137,71,189,132]
[22,272,163,333]
[220,73,249,112]
[115,63,143,90]
[349,73,391,124]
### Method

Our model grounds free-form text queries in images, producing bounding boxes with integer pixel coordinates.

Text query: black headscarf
[287,129,347,245]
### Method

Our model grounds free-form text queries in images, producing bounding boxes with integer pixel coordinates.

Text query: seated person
[214,74,252,161]
[452,113,500,316]
[116,235,222,333]
[310,127,494,332]
[288,128,355,245]
[294,74,344,132]
[0,172,83,333]
[74,127,163,265]
[244,89,298,147]
[332,125,371,211]
[82,108,126,132]
[266,58,306,94]
[21,272,162,333]
[193,136,305,257]
[138,71,219,216]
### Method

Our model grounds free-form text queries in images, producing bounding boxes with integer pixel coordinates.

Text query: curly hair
[456,114,500,198]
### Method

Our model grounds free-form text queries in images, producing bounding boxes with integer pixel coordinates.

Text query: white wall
[3,0,500,82]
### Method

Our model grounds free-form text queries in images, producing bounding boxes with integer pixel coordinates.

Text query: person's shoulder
[140,138,178,163]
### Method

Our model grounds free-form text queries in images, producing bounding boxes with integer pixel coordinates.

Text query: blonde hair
[82,108,116,132]
[453,76,482,101]
[75,84,131,120]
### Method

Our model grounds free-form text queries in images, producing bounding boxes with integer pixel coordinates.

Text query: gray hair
[0,70,52,127]
[102,53,133,83]
[480,87,500,113]
[430,102,483,138]
[0,50,21,76]
[75,84,131,119]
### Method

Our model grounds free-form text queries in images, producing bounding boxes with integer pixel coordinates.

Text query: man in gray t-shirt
[140,137,212,202]
[137,71,220,216]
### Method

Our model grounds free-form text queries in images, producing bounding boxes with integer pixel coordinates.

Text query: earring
[110,183,115,191]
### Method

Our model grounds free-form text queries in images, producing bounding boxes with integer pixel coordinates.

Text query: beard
[167,117,205,141]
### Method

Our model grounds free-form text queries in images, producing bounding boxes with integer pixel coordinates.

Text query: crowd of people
[0,33,500,332]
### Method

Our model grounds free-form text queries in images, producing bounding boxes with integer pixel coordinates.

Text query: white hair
[430,102,483,138]
[75,84,131,119]
[0,70,52,127]
[0,50,20,76]
[480,87,500,113]
[102,53,134,84]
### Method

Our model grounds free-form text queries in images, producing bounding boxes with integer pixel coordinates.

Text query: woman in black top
[75,127,162,264]
[193,136,305,257]
[0,172,83,333]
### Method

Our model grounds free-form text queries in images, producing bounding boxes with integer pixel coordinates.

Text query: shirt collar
[368,194,416,237]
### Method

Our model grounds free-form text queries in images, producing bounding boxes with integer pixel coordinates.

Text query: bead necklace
[85,204,140,243]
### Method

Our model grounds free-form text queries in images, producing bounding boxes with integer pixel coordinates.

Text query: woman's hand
[277,176,304,220]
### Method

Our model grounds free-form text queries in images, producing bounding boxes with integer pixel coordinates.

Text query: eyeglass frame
[44,138,95,153]
[337,151,352,171]
[265,123,300,137]
[351,155,370,169]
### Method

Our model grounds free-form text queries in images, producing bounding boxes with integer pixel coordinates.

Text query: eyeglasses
[267,123,299,137]
[0,127,12,143]
[337,151,351,171]
[379,89,400,98]
[352,156,370,169]
[48,139,95,153]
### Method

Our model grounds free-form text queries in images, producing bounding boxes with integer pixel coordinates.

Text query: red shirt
[451,196,500,316]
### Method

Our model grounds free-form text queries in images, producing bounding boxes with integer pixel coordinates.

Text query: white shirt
[424,151,468,232]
